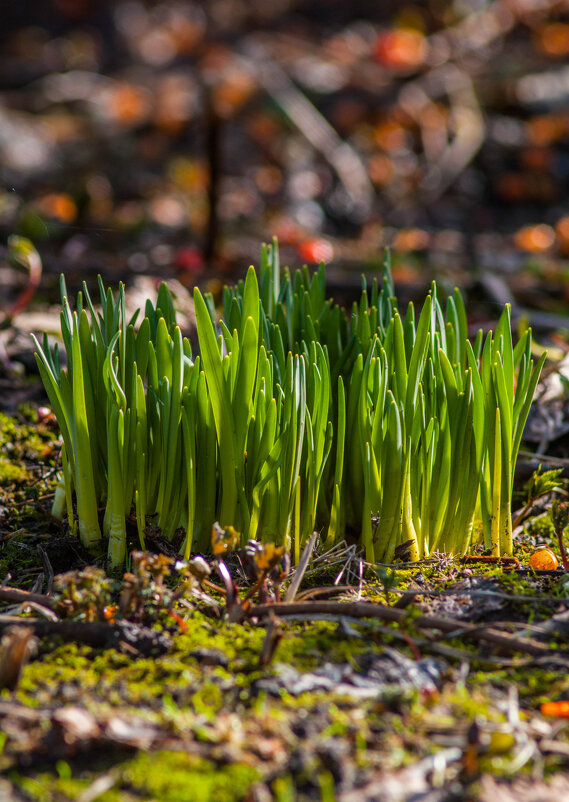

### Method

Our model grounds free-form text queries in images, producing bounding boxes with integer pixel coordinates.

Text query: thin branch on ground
[248,600,560,658]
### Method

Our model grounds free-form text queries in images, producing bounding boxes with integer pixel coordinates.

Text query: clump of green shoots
[34,240,545,567]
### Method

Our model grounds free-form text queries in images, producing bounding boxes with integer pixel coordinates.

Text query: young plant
[35,240,544,566]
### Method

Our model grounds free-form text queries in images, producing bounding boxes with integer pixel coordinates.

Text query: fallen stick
[249,601,556,658]
[0,615,171,655]
[0,586,56,609]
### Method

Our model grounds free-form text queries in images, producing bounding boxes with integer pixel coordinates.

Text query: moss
[123,751,259,801]
[191,682,224,716]
[6,589,569,797]
[478,666,569,707]
[0,456,28,485]
[0,412,61,576]
[0,535,43,588]
[16,617,266,715]
[0,411,57,464]
[519,510,557,544]
[8,752,259,802]
[16,614,377,722]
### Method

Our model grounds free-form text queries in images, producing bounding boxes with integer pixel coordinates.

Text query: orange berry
[528,548,559,571]
[541,700,569,717]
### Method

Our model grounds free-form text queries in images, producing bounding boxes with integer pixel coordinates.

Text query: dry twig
[249,600,558,658]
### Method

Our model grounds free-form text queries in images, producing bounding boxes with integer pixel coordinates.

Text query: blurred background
[1,0,569,319]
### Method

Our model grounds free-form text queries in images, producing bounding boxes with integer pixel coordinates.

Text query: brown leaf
[0,627,36,691]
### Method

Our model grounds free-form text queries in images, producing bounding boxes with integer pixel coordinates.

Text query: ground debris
[478,775,569,802]
[357,649,444,693]
[254,648,444,700]
[0,700,187,762]
[421,576,508,620]
[4,514,569,798]
[250,599,560,658]
[254,661,379,699]
[0,777,28,802]
[337,747,464,802]
[0,616,172,657]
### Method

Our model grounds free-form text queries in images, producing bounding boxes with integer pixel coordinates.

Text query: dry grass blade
[243,39,373,219]
[285,530,319,601]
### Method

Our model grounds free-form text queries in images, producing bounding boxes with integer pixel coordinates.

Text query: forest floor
[2,398,569,801]
[4,1,569,799]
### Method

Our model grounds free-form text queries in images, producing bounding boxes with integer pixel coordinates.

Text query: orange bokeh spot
[368,153,395,186]
[528,548,559,571]
[168,18,204,55]
[513,224,555,253]
[536,23,569,57]
[298,239,334,264]
[391,263,419,283]
[213,73,256,118]
[103,605,117,623]
[374,120,410,152]
[374,29,428,71]
[108,83,150,127]
[526,115,569,146]
[392,228,430,251]
[36,193,77,223]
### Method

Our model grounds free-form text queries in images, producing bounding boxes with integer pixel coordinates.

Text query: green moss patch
[9,752,259,802]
